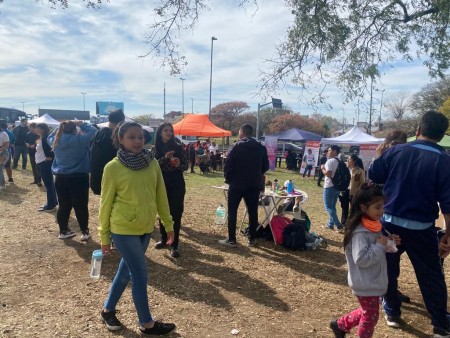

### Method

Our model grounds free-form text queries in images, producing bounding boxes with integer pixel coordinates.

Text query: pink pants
[337,296,380,338]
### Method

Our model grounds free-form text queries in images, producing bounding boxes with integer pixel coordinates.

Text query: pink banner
[265,136,278,171]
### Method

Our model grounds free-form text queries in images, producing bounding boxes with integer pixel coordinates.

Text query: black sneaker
[384,314,401,328]
[329,320,346,338]
[8,178,14,183]
[433,324,450,338]
[140,321,176,335]
[58,230,76,239]
[170,248,180,258]
[218,239,237,247]
[248,239,257,247]
[101,310,122,331]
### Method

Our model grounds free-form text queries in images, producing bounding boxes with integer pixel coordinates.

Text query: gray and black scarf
[117,148,155,170]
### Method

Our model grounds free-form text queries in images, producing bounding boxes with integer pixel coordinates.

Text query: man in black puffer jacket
[219,124,269,247]
[90,109,125,195]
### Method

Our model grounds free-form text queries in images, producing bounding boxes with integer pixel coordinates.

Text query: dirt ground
[0,168,448,338]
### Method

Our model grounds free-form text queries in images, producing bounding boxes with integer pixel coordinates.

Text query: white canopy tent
[28,113,61,128]
[321,126,384,144]
[97,117,154,133]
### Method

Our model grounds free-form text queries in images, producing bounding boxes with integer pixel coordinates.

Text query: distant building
[148,118,164,128]
[39,109,90,121]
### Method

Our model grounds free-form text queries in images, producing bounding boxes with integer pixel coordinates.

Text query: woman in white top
[35,123,58,211]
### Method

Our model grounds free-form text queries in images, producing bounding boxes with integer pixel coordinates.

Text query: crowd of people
[1,110,449,337]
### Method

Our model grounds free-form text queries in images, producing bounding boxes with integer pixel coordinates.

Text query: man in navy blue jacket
[369,111,450,337]
[219,124,269,247]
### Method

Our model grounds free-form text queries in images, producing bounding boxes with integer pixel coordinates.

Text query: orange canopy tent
[172,114,232,137]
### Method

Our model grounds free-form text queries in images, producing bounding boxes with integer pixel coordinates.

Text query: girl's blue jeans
[104,233,153,325]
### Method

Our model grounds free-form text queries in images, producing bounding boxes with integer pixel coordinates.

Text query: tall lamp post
[81,92,87,111]
[191,98,194,113]
[209,36,217,117]
[20,101,26,112]
[379,89,385,129]
[180,78,186,116]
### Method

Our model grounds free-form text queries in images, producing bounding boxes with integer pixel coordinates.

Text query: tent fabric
[28,113,61,128]
[321,126,384,145]
[407,135,450,148]
[172,114,232,137]
[266,128,322,142]
[96,116,146,129]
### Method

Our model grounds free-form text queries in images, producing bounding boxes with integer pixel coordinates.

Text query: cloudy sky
[0,0,435,121]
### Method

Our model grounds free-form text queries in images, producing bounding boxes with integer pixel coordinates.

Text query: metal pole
[368,76,374,135]
[379,89,385,127]
[256,103,261,140]
[20,101,25,111]
[209,36,217,117]
[180,78,185,116]
[191,98,194,113]
[81,92,87,111]
[163,82,166,119]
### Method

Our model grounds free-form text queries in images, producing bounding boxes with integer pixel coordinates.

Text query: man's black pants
[227,186,260,242]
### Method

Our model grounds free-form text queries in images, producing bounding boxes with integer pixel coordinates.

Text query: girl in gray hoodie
[330,184,390,338]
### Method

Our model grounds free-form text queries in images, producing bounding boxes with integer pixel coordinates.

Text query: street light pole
[191,98,194,113]
[180,78,185,116]
[368,76,374,135]
[81,92,87,111]
[379,89,385,128]
[20,101,26,111]
[209,36,217,117]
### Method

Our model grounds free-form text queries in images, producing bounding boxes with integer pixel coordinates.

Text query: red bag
[270,215,292,245]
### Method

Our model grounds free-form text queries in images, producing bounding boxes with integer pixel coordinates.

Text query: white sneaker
[80,232,91,241]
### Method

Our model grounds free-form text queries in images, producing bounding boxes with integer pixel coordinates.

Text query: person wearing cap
[90,109,125,195]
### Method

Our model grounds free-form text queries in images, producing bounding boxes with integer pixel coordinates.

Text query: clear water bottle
[215,204,226,225]
[90,249,103,279]
[286,180,294,194]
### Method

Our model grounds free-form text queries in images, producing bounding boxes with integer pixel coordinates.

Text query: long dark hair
[343,183,384,248]
[349,154,364,170]
[154,122,180,159]
[112,121,142,150]
[35,123,50,139]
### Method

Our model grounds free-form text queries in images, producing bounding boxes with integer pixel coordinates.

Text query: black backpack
[331,158,351,191]
[282,223,307,251]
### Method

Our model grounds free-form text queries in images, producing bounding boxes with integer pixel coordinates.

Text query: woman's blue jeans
[323,186,342,229]
[37,161,58,209]
[104,233,153,325]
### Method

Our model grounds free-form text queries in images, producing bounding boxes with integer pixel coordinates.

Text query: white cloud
[0,0,440,120]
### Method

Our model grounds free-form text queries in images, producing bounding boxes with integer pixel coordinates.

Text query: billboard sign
[96,101,124,116]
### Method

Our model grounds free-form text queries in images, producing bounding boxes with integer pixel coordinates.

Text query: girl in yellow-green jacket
[98,121,177,336]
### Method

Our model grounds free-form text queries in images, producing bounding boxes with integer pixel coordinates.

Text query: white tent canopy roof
[321,126,384,145]
[28,113,61,128]
[96,117,154,132]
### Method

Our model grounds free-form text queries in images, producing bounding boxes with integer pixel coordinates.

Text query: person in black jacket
[25,123,42,185]
[219,124,269,247]
[317,149,328,187]
[35,123,57,211]
[12,118,29,169]
[154,122,187,258]
[90,109,125,195]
